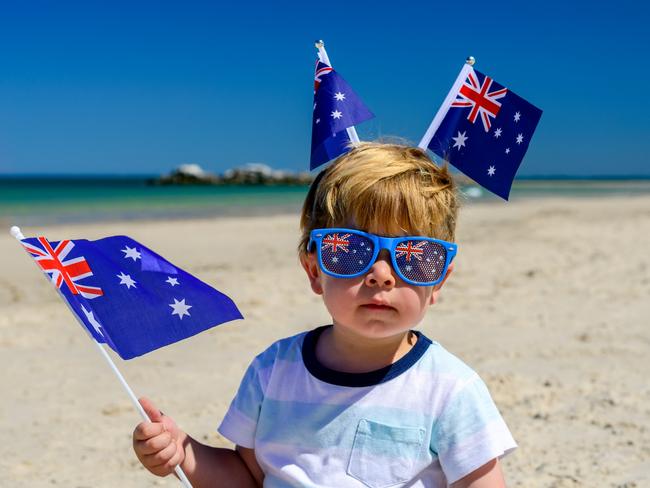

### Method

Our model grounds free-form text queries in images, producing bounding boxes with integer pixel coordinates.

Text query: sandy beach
[1,195,648,487]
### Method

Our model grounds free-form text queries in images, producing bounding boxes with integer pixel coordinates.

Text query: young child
[132,143,517,487]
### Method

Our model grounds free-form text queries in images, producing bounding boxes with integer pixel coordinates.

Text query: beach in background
[1,187,649,487]
[2,176,650,225]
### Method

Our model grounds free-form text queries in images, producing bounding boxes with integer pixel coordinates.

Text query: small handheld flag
[19,234,242,359]
[419,61,542,200]
[310,43,375,170]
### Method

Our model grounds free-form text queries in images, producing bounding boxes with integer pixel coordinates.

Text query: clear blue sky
[0,0,647,176]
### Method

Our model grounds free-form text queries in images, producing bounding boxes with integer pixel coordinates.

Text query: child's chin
[351,322,411,340]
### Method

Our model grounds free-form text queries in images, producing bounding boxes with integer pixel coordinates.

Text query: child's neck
[315,325,417,374]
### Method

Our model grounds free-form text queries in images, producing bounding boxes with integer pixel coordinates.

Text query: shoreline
[3,191,650,229]
[1,202,305,229]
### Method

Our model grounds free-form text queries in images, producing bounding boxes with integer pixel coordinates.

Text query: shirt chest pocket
[347,419,426,488]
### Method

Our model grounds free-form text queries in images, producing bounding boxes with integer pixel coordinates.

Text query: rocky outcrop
[149,163,313,186]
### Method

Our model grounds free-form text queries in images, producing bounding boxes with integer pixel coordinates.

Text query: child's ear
[429,263,454,305]
[300,253,323,295]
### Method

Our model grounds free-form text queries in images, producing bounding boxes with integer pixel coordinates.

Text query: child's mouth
[361,303,395,311]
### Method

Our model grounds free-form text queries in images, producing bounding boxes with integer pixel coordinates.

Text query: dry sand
[1,195,649,487]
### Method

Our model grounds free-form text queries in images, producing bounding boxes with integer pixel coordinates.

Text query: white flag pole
[315,39,361,145]
[418,56,476,150]
[9,226,194,488]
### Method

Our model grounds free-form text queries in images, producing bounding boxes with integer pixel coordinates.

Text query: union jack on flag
[22,237,103,299]
[451,70,508,132]
[19,234,242,359]
[419,64,542,201]
[314,60,333,92]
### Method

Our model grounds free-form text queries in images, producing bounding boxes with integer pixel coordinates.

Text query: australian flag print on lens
[21,235,242,359]
[394,239,448,283]
[320,232,374,275]
[426,67,542,200]
[310,60,374,170]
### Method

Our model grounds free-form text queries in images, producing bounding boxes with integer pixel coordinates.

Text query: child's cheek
[321,278,362,315]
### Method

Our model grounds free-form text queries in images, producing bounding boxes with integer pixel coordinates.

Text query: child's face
[302,238,453,341]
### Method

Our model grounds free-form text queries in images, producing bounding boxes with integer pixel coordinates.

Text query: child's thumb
[139,397,164,423]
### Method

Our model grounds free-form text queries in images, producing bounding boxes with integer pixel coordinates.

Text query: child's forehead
[335,218,426,237]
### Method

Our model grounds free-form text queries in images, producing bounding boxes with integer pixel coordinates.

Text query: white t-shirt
[219,326,516,487]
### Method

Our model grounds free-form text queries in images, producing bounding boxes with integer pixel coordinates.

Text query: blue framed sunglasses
[308,228,458,286]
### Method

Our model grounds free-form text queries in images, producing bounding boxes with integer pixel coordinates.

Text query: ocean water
[2,176,649,226]
[0,178,309,226]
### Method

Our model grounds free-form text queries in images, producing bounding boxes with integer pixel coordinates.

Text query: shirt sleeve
[431,374,517,484]
[217,356,266,449]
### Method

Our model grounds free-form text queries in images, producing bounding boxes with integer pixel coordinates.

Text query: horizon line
[2,173,650,181]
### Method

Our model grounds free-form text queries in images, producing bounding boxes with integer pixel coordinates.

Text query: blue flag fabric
[424,67,542,200]
[21,235,242,359]
[310,60,374,170]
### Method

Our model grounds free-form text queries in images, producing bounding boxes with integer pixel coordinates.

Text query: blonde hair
[299,142,458,255]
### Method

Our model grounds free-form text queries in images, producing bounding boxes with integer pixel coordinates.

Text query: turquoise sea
[2,176,650,227]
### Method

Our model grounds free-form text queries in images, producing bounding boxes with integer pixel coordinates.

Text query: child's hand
[132,397,186,477]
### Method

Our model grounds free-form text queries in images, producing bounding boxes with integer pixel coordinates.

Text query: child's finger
[160,413,178,434]
[135,431,173,455]
[143,439,178,468]
[133,421,165,441]
[147,463,174,478]
[163,443,184,472]
[138,396,164,423]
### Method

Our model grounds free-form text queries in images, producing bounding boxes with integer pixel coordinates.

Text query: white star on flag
[514,111,521,122]
[452,131,468,150]
[165,276,179,287]
[505,147,511,154]
[121,246,141,261]
[334,92,346,101]
[332,256,339,263]
[331,110,342,119]
[169,298,192,320]
[494,128,502,138]
[487,166,496,176]
[516,134,524,144]
[315,118,320,124]
[117,272,137,289]
[81,305,104,337]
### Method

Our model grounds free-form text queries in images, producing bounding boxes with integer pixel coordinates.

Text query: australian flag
[421,66,542,200]
[21,235,242,359]
[310,60,374,170]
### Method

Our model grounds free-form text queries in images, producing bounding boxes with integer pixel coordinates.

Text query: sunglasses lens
[394,239,448,284]
[320,232,375,276]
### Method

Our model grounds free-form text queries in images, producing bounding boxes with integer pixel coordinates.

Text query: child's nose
[364,250,396,288]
